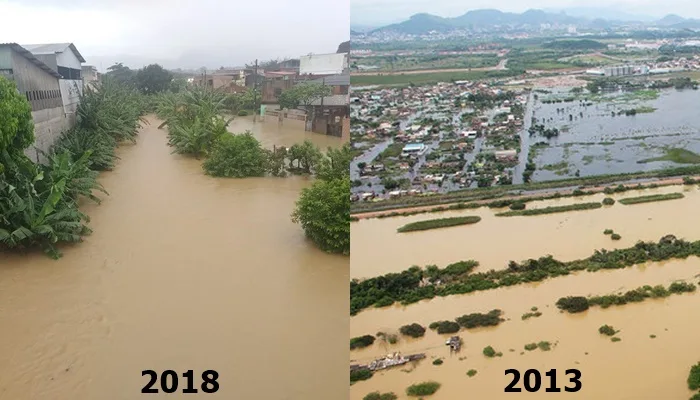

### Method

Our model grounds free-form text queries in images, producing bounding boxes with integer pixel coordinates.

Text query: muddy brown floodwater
[0,115,347,400]
[351,185,700,399]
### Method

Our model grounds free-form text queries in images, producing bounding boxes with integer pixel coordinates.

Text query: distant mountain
[371,8,700,35]
[544,7,656,22]
[350,24,377,33]
[657,14,686,26]
[376,9,583,34]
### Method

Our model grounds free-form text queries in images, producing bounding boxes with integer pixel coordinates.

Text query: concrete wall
[60,79,83,115]
[26,107,73,163]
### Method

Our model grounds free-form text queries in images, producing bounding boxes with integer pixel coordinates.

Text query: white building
[299,53,348,76]
[22,43,85,116]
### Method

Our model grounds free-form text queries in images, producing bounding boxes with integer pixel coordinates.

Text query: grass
[618,193,684,205]
[406,381,441,397]
[397,216,481,233]
[496,202,602,217]
[351,69,523,87]
[639,148,700,165]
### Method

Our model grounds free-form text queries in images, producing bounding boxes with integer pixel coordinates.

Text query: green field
[639,148,700,164]
[397,216,482,233]
[351,69,523,86]
[618,193,685,205]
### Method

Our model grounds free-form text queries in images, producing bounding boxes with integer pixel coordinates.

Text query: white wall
[299,53,347,75]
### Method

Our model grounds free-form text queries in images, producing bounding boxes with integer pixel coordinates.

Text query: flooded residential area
[0,1,349,399]
[350,5,700,400]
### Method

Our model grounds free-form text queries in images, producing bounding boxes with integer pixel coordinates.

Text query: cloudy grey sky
[351,0,700,27]
[0,0,349,71]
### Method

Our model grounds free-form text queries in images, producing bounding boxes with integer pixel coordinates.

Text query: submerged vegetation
[557,280,698,313]
[397,215,481,233]
[154,87,350,255]
[350,335,376,350]
[618,192,684,205]
[400,323,427,338]
[351,235,700,315]
[496,202,602,216]
[0,76,145,258]
[406,381,441,397]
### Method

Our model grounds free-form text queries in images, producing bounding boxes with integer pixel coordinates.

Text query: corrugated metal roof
[311,74,349,86]
[309,94,349,106]
[21,43,86,63]
[0,43,62,79]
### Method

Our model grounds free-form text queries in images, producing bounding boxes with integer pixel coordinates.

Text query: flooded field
[0,116,347,400]
[529,89,700,181]
[350,257,700,400]
[351,184,699,279]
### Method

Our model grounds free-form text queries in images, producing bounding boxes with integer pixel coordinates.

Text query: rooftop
[403,143,425,151]
[21,43,86,63]
[309,94,349,106]
[0,43,62,79]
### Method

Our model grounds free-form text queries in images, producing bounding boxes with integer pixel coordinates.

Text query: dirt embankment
[353,176,694,220]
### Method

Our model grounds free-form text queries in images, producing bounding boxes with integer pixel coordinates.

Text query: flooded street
[0,115,347,400]
[351,184,700,399]
[351,184,700,279]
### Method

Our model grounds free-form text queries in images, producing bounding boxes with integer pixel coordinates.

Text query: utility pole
[253,59,258,123]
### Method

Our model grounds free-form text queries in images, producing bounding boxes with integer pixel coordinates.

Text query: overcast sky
[0,0,349,71]
[351,0,700,26]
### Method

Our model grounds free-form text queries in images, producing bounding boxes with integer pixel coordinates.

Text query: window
[274,88,282,97]
[26,92,30,101]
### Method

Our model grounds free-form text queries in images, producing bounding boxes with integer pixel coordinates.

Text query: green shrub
[604,229,614,235]
[433,358,443,365]
[363,392,398,400]
[434,320,460,334]
[455,309,503,328]
[599,325,616,336]
[690,393,700,400]
[611,337,621,342]
[524,343,537,351]
[496,202,601,217]
[522,311,542,320]
[650,334,656,338]
[400,323,427,338]
[350,335,375,350]
[483,346,497,357]
[689,362,700,390]
[351,369,373,383]
[683,176,697,185]
[602,197,615,205]
[537,341,552,351]
[669,281,697,294]
[203,133,269,178]
[572,189,585,196]
[397,216,481,233]
[429,322,440,330]
[611,233,622,240]
[556,296,590,313]
[509,201,526,210]
[618,193,684,205]
[406,381,441,397]
[237,110,249,116]
[467,369,478,377]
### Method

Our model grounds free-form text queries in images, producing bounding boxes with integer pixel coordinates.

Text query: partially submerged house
[306,73,349,137]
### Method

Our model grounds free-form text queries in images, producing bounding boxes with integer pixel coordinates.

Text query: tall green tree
[136,64,173,94]
[292,142,350,255]
[0,77,34,159]
[278,83,331,109]
[292,176,350,255]
[104,62,136,86]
